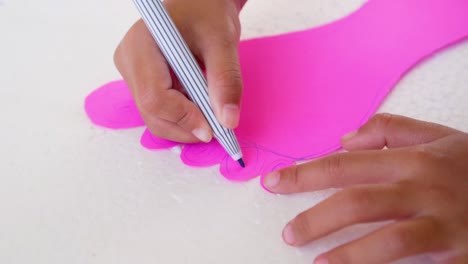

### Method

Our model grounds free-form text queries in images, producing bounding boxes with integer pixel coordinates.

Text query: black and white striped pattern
[133,0,243,161]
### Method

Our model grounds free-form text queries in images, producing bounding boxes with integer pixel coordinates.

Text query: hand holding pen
[114,0,246,144]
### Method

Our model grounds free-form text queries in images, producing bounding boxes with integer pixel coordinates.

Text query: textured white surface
[0,1,467,264]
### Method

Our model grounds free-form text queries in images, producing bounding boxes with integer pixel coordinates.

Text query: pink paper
[85,0,468,181]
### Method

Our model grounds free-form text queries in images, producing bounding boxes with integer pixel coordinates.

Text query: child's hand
[263,113,468,264]
[114,0,246,143]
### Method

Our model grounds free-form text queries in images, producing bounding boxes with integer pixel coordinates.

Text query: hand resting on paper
[114,0,247,143]
[263,113,468,264]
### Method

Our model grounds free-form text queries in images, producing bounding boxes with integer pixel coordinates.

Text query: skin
[114,2,467,263]
[114,0,247,143]
[263,113,468,264]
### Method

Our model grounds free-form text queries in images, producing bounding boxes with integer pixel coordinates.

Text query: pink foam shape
[85,80,145,129]
[84,0,468,181]
[140,129,179,149]
[180,140,296,181]
[180,140,226,167]
[220,146,296,182]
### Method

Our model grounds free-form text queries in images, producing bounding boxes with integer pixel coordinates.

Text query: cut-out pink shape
[85,0,468,182]
[85,80,145,129]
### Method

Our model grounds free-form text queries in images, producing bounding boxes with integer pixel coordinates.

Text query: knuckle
[340,189,373,220]
[204,30,238,52]
[174,109,193,128]
[410,145,440,168]
[278,165,311,192]
[293,212,313,236]
[146,118,167,139]
[390,218,440,253]
[324,154,345,180]
[414,180,453,209]
[113,21,140,71]
[215,67,243,93]
[371,113,395,130]
[423,217,442,236]
[285,165,302,190]
[136,88,165,117]
[217,32,239,49]
[225,13,241,39]
[113,41,131,76]
[113,43,123,68]
[390,225,418,252]
[208,17,240,47]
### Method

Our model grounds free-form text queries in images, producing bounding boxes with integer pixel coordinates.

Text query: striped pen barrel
[133,0,245,167]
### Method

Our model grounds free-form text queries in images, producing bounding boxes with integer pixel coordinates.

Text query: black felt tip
[237,158,245,168]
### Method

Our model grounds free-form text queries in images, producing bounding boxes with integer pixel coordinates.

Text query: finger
[282,184,416,247]
[201,34,243,129]
[114,20,212,143]
[138,88,214,143]
[145,116,202,143]
[430,250,467,264]
[444,253,468,264]
[342,113,459,151]
[263,149,408,193]
[314,217,446,264]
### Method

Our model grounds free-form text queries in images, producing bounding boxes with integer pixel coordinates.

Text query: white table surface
[1,0,467,263]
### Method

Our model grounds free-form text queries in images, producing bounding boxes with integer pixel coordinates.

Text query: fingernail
[222,104,240,128]
[192,128,212,143]
[283,224,296,245]
[341,130,357,141]
[314,257,329,264]
[263,171,280,189]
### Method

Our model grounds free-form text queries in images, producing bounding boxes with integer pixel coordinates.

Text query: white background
[1,0,467,263]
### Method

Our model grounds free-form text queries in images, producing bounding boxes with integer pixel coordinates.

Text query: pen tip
[238,158,245,168]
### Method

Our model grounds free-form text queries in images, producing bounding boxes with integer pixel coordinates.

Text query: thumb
[342,113,460,151]
[203,40,243,129]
